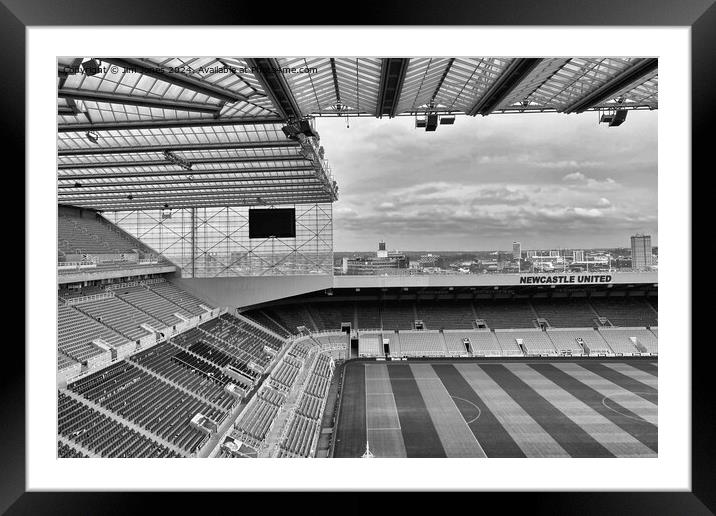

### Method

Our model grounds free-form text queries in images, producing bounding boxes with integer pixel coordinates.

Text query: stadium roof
[57,57,658,211]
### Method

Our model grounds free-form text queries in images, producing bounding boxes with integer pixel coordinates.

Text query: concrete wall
[171,274,332,308]
[333,271,657,289]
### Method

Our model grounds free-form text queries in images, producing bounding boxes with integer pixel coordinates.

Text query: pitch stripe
[454,363,569,458]
[528,363,657,454]
[577,362,657,403]
[364,365,406,457]
[551,362,657,426]
[505,363,652,457]
[600,363,658,390]
[432,363,525,457]
[387,364,446,457]
[333,362,366,458]
[481,364,614,458]
[409,364,487,458]
[621,360,659,376]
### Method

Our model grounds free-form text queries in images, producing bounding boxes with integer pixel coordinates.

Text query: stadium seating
[57,302,126,364]
[129,342,236,410]
[381,301,417,330]
[58,214,141,255]
[148,280,213,317]
[355,303,381,329]
[241,310,291,337]
[416,301,476,329]
[493,330,532,356]
[358,333,382,357]
[544,329,592,355]
[76,296,165,340]
[308,301,355,330]
[495,329,556,355]
[235,386,285,446]
[473,299,537,328]
[57,441,88,458]
[590,297,658,327]
[446,330,503,356]
[68,361,222,454]
[550,329,613,355]
[58,391,181,458]
[531,297,598,327]
[114,286,193,326]
[395,330,446,357]
[278,414,319,458]
[599,328,657,355]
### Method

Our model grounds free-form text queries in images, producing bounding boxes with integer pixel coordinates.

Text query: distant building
[342,241,408,274]
[418,253,441,268]
[631,234,653,269]
[573,250,585,262]
[512,241,521,260]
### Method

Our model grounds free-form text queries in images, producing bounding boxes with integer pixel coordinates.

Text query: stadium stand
[57,301,126,366]
[599,327,657,355]
[416,301,476,329]
[395,330,446,357]
[234,386,285,448]
[308,301,355,330]
[544,328,591,355]
[57,441,88,458]
[75,295,164,340]
[147,280,213,317]
[474,299,537,328]
[494,329,557,355]
[355,303,381,329]
[128,342,236,410]
[590,297,658,327]
[381,301,417,330]
[443,329,504,356]
[114,285,193,326]
[531,297,598,327]
[241,310,291,337]
[359,332,383,357]
[58,391,181,458]
[494,329,536,356]
[67,361,222,454]
[278,414,319,458]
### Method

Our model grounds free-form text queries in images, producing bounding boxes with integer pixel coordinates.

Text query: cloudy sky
[315,110,657,252]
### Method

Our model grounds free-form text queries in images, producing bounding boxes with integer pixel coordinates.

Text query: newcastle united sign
[519,274,613,285]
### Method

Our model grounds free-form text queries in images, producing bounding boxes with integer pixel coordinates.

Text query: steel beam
[468,58,543,116]
[60,186,330,200]
[57,155,307,169]
[58,88,222,115]
[430,58,455,104]
[563,58,658,114]
[59,174,319,188]
[246,58,302,121]
[57,116,284,133]
[330,58,341,105]
[376,58,410,118]
[58,140,299,156]
[59,166,315,181]
[102,58,248,103]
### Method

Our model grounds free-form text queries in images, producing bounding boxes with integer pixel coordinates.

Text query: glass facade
[108,203,333,277]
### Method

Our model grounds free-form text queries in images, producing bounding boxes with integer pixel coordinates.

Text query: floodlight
[81,59,102,76]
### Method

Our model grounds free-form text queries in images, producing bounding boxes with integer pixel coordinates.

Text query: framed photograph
[13,0,713,513]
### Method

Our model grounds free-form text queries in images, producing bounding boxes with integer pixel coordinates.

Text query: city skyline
[317,111,657,251]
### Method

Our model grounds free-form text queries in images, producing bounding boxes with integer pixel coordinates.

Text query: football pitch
[332,359,658,458]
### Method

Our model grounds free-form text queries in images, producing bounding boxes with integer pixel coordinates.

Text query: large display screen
[248,208,296,239]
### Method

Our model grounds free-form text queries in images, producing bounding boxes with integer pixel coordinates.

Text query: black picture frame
[10,0,713,513]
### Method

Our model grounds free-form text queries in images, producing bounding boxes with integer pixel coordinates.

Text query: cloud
[563,172,587,182]
[317,111,657,250]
